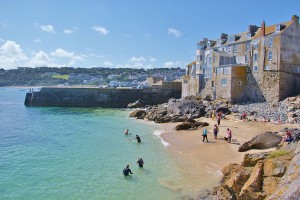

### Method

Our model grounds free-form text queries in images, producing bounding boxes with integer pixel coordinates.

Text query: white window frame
[268,51,273,61]
[246,41,250,51]
[265,65,270,70]
[254,53,258,62]
[253,66,258,72]
[296,66,300,73]
[276,24,281,32]
[223,67,229,75]
[268,38,273,48]
[233,44,237,53]
[245,55,248,63]
[247,33,252,38]
[221,78,227,86]
[216,67,222,75]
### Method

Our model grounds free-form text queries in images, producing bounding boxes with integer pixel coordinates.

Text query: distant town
[0,67,185,88]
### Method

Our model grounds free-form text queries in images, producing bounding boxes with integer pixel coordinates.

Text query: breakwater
[24,87,181,108]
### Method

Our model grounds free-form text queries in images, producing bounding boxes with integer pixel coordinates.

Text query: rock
[129,110,146,118]
[263,177,280,196]
[127,99,144,108]
[185,117,196,123]
[175,122,193,130]
[221,163,252,198]
[238,131,282,152]
[239,161,265,199]
[263,159,286,177]
[216,107,231,115]
[242,152,270,167]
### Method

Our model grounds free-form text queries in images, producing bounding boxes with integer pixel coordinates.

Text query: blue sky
[0,0,299,69]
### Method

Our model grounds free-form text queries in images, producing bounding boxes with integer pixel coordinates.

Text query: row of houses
[182,15,300,103]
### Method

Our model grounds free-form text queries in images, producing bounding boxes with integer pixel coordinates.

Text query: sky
[0,0,299,69]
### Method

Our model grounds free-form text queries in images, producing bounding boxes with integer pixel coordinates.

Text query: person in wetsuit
[123,165,133,177]
[137,158,144,168]
[135,135,141,143]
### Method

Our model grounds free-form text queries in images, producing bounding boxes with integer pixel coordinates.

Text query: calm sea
[0,88,191,200]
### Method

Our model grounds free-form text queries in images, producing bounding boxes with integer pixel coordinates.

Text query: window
[212,81,214,87]
[247,67,251,72]
[238,81,242,86]
[209,57,212,64]
[216,67,222,75]
[247,33,252,38]
[246,41,250,51]
[276,24,281,32]
[213,56,216,63]
[221,79,227,86]
[253,66,258,72]
[254,53,258,62]
[200,55,202,61]
[268,38,273,48]
[227,46,231,52]
[233,44,237,53]
[228,36,234,42]
[223,67,229,75]
[296,66,300,73]
[268,51,273,61]
[265,66,270,70]
[197,55,200,61]
[245,55,248,63]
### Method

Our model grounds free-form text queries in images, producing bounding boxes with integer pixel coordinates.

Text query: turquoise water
[0,88,186,200]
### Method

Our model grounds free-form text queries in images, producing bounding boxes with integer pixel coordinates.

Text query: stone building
[183,15,300,103]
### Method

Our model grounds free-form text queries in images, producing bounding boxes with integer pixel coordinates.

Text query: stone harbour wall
[24,87,181,108]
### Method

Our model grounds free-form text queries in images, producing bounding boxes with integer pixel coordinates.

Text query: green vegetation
[268,150,291,158]
[52,74,69,80]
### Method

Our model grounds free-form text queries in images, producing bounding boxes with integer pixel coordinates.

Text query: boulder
[127,99,144,108]
[129,110,146,118]
[216,107,231,115]
[185,117,196,123]
[242,152,270,167]
[175,122,194,130]
[239,161,265,200]
[238,131,282,152]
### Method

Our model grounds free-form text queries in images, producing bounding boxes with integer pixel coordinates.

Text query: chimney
[261,20,265,37]
[292,15,299,24]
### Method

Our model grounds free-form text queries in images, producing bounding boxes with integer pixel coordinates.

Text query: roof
[215,51,233,57]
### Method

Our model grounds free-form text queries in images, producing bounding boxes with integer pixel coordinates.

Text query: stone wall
[25,87,181,108]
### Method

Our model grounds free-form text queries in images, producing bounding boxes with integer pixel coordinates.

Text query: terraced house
[182,15,300,103]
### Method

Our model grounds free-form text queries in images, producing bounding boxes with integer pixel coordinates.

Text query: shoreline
[158,114,299,196]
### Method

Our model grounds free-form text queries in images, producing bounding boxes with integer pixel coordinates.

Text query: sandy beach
[160,114,299,194]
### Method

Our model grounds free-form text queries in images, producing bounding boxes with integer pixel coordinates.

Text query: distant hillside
[0,67,185,86]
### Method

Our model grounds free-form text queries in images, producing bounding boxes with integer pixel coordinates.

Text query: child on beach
[202,128,208,142]
[213,124,219,139]
[224,128,232,143]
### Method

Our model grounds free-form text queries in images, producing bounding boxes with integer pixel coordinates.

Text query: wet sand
[160,115,299,194]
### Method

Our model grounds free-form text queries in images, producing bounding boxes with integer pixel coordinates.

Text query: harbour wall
[24,87,181,108]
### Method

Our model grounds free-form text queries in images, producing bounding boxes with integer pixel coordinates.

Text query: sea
[0,88,191,200]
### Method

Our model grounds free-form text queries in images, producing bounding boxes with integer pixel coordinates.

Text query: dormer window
[246,41,250,51]
[276,24,281,32]
[228,36,234,42]
[247,32,252,38]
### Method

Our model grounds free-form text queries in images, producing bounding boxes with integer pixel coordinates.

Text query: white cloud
[63,27,78,34]
[28,51,59,67]
[0,40,28,68]
[129,56,146,62]
[0,38,4,43]
[149,57,158,62]
[168,28,182,38]
[33,38,41,43]
[163,61,182,68]
[50,48,84,61]
[103,61,113,66]
[92,26,109,35]
[40,25,55,33]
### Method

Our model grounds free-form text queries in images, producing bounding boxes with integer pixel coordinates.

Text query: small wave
[153,130,170,147]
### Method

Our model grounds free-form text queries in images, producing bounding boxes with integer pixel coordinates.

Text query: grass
[268,150,291,158]
[52,74,69,80]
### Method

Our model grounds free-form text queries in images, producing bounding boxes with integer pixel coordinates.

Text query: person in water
[123,165,133,177]
[135,135,141,143]
[137,158,144,168]
[124,129,129,135]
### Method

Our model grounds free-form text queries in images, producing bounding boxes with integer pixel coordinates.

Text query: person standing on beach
[202,128,208,142]
[217,113,221,126]
[213,124,219,139]
[225,128,232,143]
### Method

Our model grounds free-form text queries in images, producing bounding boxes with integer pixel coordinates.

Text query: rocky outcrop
[129,110,146,119]
[174,121,209,130]
[127,99,144,108]
[212,142,299,200]
[238,131,282,152]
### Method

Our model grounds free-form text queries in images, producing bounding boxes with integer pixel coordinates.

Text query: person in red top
[285,129,293,142]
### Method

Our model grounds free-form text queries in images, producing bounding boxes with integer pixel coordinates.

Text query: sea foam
[153,130,170,147]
